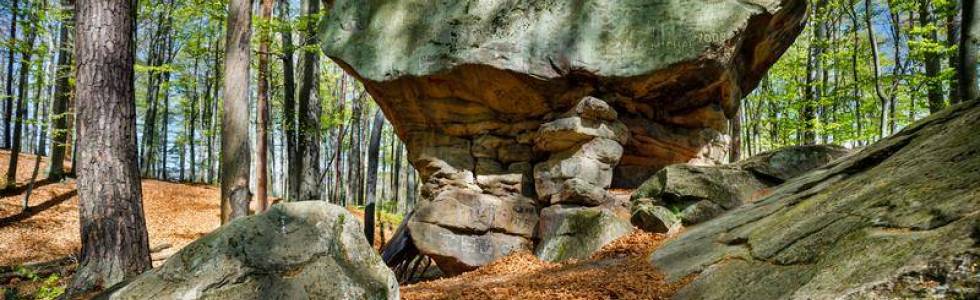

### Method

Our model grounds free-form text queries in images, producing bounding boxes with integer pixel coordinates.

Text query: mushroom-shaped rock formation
[323,0,808,274]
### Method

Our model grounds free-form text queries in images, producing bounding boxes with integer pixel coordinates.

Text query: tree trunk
[948,0,962,104]
[865,0,890,140]
[960,0,979,102]
[920,1,946,113]
[278,0,298,202]
[3,0,18,150]
[5,12,37,190]
[364,110,384,243]
[139,5,172,177]
[255,0,272,211]
[729,107,741,162]
[802,0,826,145]
[188,58,198,182]
[158,68,172,180]
[296,0,321,201]
[205,38,222,184]
[220,0,253,223]
[68,0,151,294]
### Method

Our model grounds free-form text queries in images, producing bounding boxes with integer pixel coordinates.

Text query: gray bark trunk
[220,0,253,223]
[364,110,384,244]
[296,0,321,201]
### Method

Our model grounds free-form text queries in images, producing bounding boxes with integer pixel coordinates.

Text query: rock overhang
[321,0,809,273]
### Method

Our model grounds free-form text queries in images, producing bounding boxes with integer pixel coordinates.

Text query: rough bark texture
[295,0,321,202]
[323,0,807,273]
[323,0,808,273]
[69,0,151,294]
[47,0,74,181]
[220,0,253,223]
[651,100,980,299]
[278,0,298,201]
[256,0,272,212]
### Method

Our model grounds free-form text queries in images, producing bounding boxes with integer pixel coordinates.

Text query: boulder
[560,96,619,121]
[535,205,634,262]
[631,199,681,234]
[630,144,850,226]
[413,189,538,238]
[737,144,851,182]
[106,202,398,300]
[408,221,534,275]
[534,155,614,202]
[534,117,629,152]
[650,101,980,299]
[409,187,538,274]
[554,178,612,206]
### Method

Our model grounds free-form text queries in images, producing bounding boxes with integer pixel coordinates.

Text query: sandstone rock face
[650,101,980,299]
[630,144,849,230]
[323,0,807,272]
[107,202,398,300]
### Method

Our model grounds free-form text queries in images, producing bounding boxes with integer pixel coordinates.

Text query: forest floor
[401,231,690,300]
[0,150,682,299]
[0,151,396,298]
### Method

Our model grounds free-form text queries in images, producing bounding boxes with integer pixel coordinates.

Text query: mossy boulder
[106,202,399,300]
[630,144,850,229]
[651,100,980,299]
[535,205,634,262]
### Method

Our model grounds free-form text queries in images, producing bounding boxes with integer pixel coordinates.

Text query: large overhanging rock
[650,101,980,299]
[105,202,399,300]
[323,0,807,273]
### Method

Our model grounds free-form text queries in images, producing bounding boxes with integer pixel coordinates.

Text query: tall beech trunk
[188,58,198,181]
[220,0,253,223]
[296,0,321,201]
[68,0,151,294]
[256,0,273,211]
[278,0,298,201]
[960,0,978,102]
[364,110,384,244]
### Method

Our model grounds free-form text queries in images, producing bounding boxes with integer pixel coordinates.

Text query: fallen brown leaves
[0,151,222,268]
[402,231,691,300]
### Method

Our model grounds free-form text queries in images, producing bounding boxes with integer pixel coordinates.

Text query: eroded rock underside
[651,101,980,299]
[323,0,807,273]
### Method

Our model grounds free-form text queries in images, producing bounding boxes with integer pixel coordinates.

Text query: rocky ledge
[651,100,980,299]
